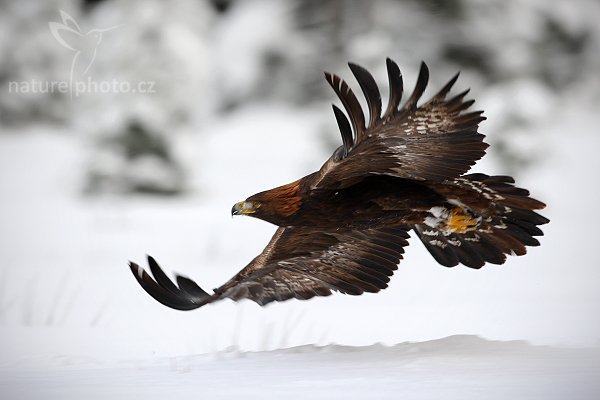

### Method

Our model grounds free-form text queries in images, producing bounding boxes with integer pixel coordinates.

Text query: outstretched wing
[129,226,410,310]
[314,59,488,189]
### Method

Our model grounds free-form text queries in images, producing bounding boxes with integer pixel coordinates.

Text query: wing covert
[215,226,410,306]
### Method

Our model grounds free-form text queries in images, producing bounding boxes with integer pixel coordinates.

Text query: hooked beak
[231,201,259,216]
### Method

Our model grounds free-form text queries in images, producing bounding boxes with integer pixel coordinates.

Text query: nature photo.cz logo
[8,10,156,98]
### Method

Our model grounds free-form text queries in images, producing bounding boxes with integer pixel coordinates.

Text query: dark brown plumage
[129,59,548,310]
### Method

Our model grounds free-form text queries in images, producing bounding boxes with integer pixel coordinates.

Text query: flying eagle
[129,59,548,310]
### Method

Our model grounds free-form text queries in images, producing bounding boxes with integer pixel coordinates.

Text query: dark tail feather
[415,174,548,269]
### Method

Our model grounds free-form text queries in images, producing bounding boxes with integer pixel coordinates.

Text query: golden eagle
[129,59,548,310]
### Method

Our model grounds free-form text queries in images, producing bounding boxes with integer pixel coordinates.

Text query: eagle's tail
[414,174,549,268]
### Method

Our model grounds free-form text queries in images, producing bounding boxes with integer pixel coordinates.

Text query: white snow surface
[1,101,600,397]
[2,336,600,400]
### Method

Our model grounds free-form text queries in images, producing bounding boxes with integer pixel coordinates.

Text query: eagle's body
[245,175,439,229]
[130,59,548,310]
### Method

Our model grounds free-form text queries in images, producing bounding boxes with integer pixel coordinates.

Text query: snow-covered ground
[1,99,599,397]
[3,336,600,400]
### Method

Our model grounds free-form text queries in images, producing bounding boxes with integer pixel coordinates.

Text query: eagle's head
[231,180,303,225]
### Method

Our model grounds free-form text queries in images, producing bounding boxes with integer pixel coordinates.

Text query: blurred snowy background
[1,0,600,398]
